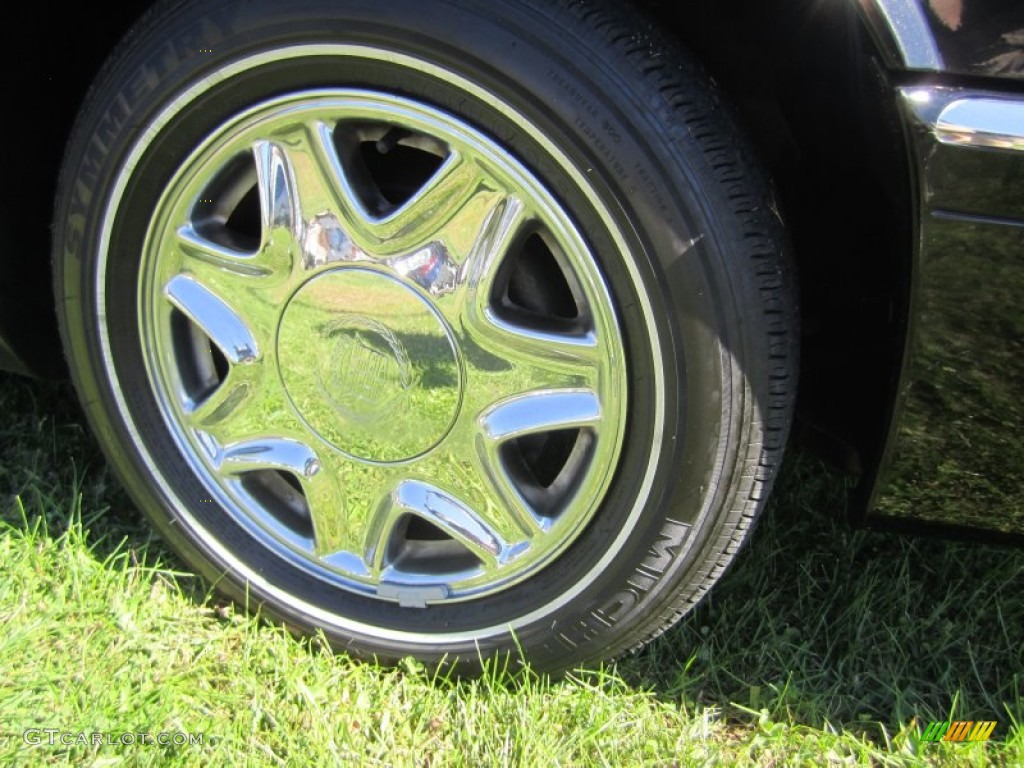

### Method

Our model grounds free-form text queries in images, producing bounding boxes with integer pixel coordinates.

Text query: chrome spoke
[299,449,362,565]
[254,139,302,245]
[464,318,604,396]
[164,275,259,365]
[261,120,377,269]
[408,193,528,318]
[479,390,602,441]
[183,358,295,451]
[177,225,274,278]
[171,229,289,349]
[470,389,604,537]
[369,152,496,256]
[471,434,546,535]
[184,363,258,430]
[412,441,537,547]
[457,319,606,448]
[387,479,518,567]
[456,205,610,389]
[217,436,323,478]
[170,141,305,283]
[371,164,519,308]
[360,488,405,578]
[210,434,362,570]
[461,195,529,296]
[290,120,362,225]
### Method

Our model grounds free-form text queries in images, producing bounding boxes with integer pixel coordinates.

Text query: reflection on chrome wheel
[142,91,626,603]
[54,0,795,672]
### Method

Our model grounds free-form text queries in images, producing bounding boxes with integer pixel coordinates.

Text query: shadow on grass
[618,453,1024,739]
[2,370,1021,742]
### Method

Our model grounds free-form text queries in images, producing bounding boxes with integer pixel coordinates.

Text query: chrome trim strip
[935,98,1024,151]
[901,87,1024,152]
[864,0,943,71]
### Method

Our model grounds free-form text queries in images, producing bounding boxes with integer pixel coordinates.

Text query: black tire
[54,0,796,673]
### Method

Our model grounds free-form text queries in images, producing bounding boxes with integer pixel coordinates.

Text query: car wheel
[54,0,796,672]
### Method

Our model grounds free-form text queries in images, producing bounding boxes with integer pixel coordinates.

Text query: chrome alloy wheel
[138,90,627,606]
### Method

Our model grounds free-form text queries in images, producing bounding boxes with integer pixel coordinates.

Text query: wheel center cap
[277,268,462,463]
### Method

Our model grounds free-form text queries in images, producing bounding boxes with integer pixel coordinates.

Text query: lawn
[1,370,1021,766]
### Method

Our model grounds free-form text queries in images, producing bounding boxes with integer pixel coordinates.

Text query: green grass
[1,371,1021,766]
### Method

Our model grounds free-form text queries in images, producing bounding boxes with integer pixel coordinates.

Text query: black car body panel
[860,0,1024,78]
[848,2,1024,538]
[0,4,150,377]
[0,0,1021,538]
[872,85,1024,537]
[924,0,1024,79]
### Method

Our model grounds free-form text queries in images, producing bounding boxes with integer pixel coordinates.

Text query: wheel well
[0,3,151,377]
[637,0,913,516]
